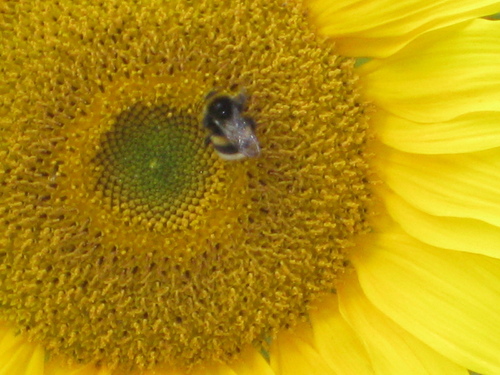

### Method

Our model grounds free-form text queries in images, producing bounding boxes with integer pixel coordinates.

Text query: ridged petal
[383,187,500,259]
[0,325,44,375]
[351,230,500,374]
[306,0,500,57]
[194,365,237,375]
[45,362,113,375]
[230,348,275,375]
[338,273,468,375]
[46,353,187,375]
[360,19,500,122]
[24,349,45,375]
[374,110,500,154]
[140,370,184,375]
[310,295,375,375]
[270,326,336,375]
[375,145,500,227]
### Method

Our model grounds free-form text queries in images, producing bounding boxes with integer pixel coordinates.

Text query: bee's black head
[208,96,234,120]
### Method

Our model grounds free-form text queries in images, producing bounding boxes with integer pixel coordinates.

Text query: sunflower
[1,0,500,374]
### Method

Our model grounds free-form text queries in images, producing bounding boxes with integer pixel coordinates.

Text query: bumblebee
[202,91,260,160]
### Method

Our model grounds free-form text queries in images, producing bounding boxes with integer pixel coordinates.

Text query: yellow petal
[360,19,500,122]
[139,369,186,375]
[351,230,500,374]
[382,187,500,259]
[338,273,468,375]
[45,361,113,375]
[23,348,44,375]
[306,0,500,57]
[375,145,500,227]
[270,325,335,375]
[191,364,238,375]
[0,325,44,375]
[310,295,375,375]
[230,348,275,375]
[374,110,500,154]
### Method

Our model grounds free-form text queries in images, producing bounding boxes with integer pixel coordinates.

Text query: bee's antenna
[205,90,218,101]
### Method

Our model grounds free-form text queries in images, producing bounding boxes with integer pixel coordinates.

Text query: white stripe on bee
[216,151,247,160]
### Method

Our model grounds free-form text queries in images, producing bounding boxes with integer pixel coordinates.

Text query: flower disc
[94,105,208,220]
[0,0,372,371]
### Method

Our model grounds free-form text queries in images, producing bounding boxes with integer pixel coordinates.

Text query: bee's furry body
[203,92,260,160]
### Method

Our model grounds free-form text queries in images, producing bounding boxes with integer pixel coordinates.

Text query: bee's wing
[223,116,260,158]
[239,132,260,158]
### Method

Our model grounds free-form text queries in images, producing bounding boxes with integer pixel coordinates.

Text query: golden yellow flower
[1,0,499,374]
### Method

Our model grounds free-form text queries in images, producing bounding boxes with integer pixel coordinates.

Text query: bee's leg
[204,135,212,146]
[234,90,247,111]
[245,116,257,130]
[205,90,218,101]
[203,116,225,136]
[202,115,212,129]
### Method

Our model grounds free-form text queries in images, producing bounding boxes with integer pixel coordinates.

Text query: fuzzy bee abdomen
[209,135,246,160]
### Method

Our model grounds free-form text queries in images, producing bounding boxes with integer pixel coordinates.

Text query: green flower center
[94,105,207,218]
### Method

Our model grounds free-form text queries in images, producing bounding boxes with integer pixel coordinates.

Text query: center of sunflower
[0,0,373,373]
[94,105,206,220]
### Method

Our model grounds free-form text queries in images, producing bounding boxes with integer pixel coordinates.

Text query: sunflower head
[0,0,372,371]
